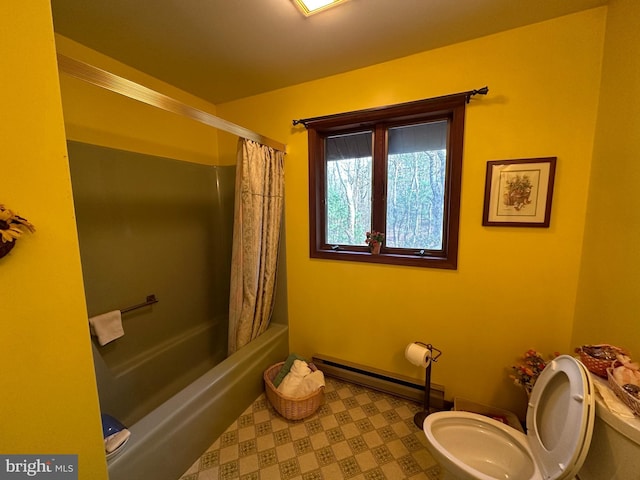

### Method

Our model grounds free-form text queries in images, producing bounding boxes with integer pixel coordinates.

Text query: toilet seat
[423,355,595,480]
[526,355,595,479]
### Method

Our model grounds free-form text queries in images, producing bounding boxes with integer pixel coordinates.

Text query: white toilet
[423,355,595,480]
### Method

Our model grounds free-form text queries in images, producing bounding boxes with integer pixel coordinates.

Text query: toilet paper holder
[410,342,442,429]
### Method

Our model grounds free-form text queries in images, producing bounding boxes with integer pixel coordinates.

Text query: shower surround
[68,141,289,479]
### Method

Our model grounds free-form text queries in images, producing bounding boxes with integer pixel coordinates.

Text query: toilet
[423,355,595,480]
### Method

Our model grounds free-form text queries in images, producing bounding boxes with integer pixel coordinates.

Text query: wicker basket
[576,345,623,378]
[264,361,324,421]
[607,367,640,416]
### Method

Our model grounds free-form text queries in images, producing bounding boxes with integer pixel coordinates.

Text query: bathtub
[106,323,289,480]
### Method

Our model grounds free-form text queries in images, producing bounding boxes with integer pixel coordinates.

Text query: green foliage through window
[306,92,469,269]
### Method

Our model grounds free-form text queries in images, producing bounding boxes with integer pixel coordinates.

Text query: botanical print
[483,157,555,227]
[496,169,541,217]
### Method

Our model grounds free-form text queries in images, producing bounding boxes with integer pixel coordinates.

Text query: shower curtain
[228,138,285,354]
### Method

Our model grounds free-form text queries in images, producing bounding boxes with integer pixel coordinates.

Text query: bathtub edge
[107,324,289,480]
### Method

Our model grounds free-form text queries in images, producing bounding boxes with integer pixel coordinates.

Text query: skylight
[293,0,348,16]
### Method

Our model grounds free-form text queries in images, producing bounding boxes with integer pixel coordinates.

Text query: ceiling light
[293,0,348,16]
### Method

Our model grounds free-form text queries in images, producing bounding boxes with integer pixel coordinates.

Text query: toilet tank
[578,390,640,479]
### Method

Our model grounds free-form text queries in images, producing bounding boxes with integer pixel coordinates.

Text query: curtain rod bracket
[466,86,489,103]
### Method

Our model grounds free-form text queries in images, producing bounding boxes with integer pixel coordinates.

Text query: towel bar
[120,294,158,314]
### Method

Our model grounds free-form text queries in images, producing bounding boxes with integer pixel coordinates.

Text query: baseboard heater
[312,354,450,411]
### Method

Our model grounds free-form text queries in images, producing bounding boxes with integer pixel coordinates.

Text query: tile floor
[179,377,441,480]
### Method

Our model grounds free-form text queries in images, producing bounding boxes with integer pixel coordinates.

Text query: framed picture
[482,157,557,227]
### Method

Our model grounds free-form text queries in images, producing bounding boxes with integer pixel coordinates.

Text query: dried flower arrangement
[509,349,558,396]
[0,204,35,258]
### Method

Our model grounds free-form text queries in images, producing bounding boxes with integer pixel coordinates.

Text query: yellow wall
[573,0,640,355]
[55,35,221,166]
[0,2,107,478]
[218,8,607,416]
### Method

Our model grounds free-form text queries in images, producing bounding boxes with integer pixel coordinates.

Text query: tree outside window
[305,92,470,269]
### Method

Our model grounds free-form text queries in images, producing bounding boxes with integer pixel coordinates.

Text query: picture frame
[482,157,557,227]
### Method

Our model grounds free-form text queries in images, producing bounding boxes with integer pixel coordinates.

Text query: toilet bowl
[423,355,595,480]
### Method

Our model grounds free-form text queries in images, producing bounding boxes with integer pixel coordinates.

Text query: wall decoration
[0,204,35,259]
[482,157,556,227]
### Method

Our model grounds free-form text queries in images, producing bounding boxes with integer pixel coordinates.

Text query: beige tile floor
[179,376,441,480]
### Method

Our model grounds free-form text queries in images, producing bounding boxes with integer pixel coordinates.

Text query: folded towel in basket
[297,370,325,397]
[273,353,306,387]
[89,310,124,346]
[277,359,325,398]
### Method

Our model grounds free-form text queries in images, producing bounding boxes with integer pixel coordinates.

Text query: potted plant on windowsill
[365,230,385,255]
[0,204,35,259]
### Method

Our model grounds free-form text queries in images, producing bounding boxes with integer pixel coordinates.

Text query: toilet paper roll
[405,342,431,368]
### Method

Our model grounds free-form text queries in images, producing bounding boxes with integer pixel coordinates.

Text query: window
[306,92,469,269]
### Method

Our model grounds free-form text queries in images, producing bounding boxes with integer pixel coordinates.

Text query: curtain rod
[292,86,489,128]
[56,54,286,153]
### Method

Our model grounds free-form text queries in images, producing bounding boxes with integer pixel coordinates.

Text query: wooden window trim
[307,93,468,269]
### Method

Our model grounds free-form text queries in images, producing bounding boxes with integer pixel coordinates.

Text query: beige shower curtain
[228,138,285,354]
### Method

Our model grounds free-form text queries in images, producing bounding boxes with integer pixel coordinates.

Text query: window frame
[307,93,468,269]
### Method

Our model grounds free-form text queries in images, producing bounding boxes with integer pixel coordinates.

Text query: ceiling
[51,0,607,105]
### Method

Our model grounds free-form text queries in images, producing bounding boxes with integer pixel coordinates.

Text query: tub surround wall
[69,141,235,426]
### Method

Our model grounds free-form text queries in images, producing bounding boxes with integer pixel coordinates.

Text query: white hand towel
[290,359,312,377]
[89,310,124,346]
[277,360,312,397]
